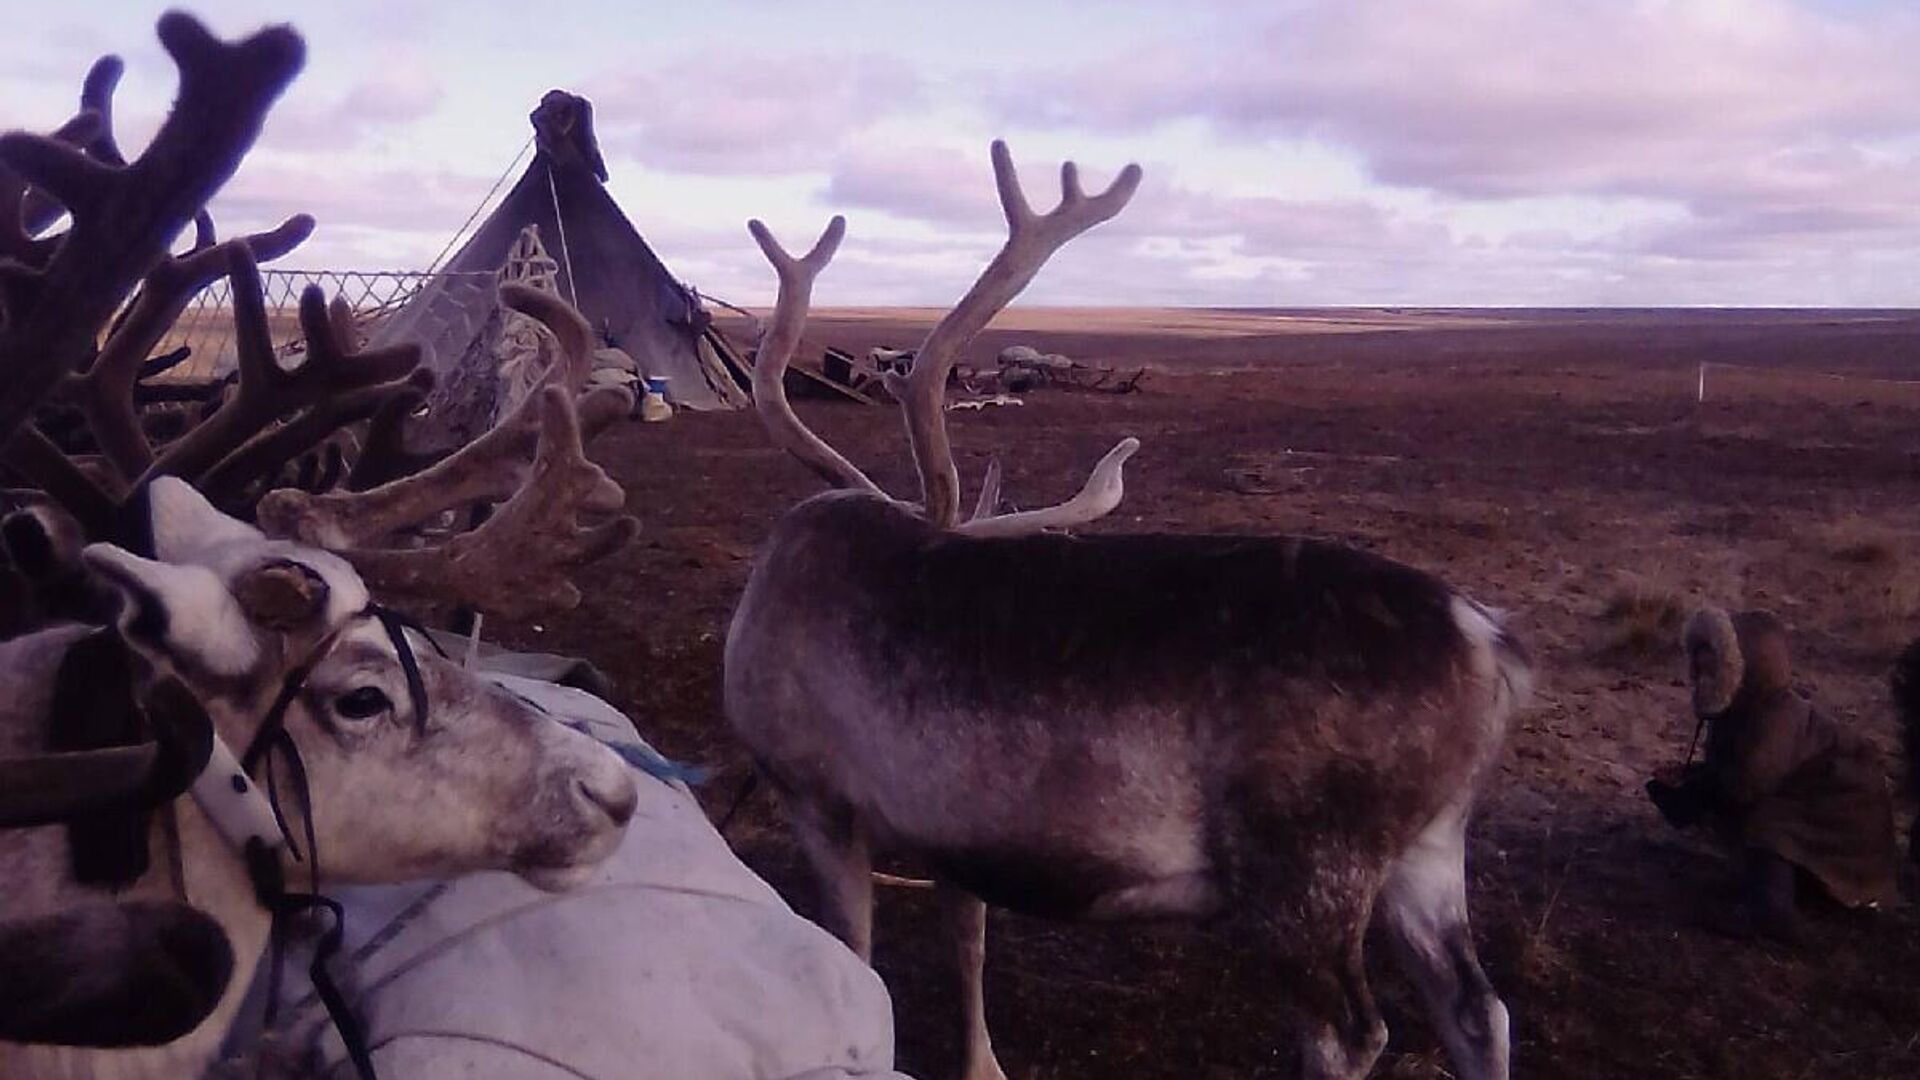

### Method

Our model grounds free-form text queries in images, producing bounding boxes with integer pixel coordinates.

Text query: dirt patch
[496,308,1920,1079]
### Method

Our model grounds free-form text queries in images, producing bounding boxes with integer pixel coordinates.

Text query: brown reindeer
[725,142,1531,1080]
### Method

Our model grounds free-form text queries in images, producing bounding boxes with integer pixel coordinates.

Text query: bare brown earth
[496,307,1920,1079]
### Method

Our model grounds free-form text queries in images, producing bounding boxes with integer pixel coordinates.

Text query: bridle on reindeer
[228,603,440,1080]
[2,605,438,1080]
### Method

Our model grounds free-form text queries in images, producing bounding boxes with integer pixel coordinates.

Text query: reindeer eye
[334,687,392,720]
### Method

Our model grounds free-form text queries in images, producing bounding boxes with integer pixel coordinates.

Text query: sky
[5,0,1920,307]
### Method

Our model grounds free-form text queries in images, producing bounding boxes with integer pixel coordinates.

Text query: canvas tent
[373,90,749,448]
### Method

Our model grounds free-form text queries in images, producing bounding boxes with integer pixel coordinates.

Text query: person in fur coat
[1648,608,1899,942]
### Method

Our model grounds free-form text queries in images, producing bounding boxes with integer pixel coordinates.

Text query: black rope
[372,607,437,733]
[372,605,452,660]
[237,603,438,1080]
[241,659,314,780]
[244,736,376,1080]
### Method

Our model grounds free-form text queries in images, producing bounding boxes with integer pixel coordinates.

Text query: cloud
[819,140,1449,264]
[970,0,1920,291]
[1143,187,1451,259]
[1014,1,1920,192]
[205,158,492,266]
[779,122,1920,306]
[997,0,1920,261]
[28,0,1914,307]
[786,142,1432,304]
[0,23,116,85]
[821,142,1000,226]
[264,54,443,151]
[584,53,921,174]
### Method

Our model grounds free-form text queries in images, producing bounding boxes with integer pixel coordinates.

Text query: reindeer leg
[1239,853,1387,1080]
[1378,805,1510,1080]
[789,798,874,962]
[1289,911,1387,1080]
[1226,791,1389,1079]
[938,885,1008,1080]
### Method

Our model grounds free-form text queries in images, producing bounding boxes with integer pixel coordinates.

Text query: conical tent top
[531,90,608,183]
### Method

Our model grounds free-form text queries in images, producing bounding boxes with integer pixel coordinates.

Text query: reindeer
[0,14,645,1076]
[0,478,640,1078]
[726,142,1531,1080]
[0,682,234,1050]
[0,899,236,1050]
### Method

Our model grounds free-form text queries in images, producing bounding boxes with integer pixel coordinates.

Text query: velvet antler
[0,13,305,446]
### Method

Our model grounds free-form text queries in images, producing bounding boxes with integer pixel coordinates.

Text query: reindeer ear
[231,559,331,631]
[2,503,84,581]
[146,477,261,563]
[80,545,261,678]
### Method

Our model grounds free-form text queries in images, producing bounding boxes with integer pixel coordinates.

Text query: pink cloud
[971,0,1920,285]
[821,142,999,225]
[206,160,490,258]
[264,53,443,151]
[584,54,922,174]
[819,140,1447,260]
[1006,0,1920,205]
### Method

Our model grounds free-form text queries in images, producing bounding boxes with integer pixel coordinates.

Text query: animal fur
[0,479,636,1077]
[1683,606,1742,717]
[1688,607,1900,903]
[728,491,1530,1080]
[1890,638,1920,861]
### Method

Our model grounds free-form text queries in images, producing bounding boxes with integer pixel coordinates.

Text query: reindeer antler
[0,13,305,447]
[890,141,1141,528]
[746,216,882,495]
[82,216,315,485]
[1,426,118,537]
[254,284,637,615]
[142,248,421,486]
[254,381,630,550]
[3,15,636,624]
[969,457,1004,522]
[956,438,1139,538]
[0,56,123,275]
[286,386,638,618]
[197,368,436,506]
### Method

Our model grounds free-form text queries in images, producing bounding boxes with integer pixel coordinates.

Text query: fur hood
[1683,607,1792,717]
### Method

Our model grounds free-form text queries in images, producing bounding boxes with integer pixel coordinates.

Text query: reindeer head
[80,477,635,891]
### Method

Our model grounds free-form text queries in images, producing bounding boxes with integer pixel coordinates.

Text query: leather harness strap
[232,604,441,1080]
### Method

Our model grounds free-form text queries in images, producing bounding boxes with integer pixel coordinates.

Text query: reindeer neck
[174,787,276,995]
[77,693,283,1079]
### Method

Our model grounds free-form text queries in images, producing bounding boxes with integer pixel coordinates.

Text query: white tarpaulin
[266,674,913,1080]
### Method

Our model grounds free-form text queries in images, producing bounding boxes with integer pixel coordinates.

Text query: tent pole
[545,160,581,309]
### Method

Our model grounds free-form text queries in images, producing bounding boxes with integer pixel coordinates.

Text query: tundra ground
[510,308,1920,1079]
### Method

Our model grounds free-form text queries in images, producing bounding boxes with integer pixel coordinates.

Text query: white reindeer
[726,142,1530,1080]
[0,479,637,1079]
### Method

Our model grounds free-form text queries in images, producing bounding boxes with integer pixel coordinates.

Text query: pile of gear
[814,342,1146,406]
